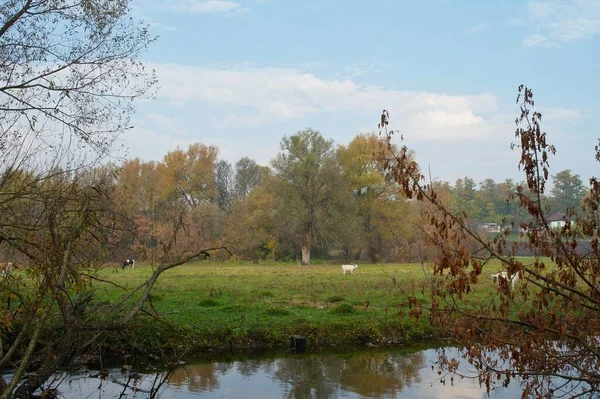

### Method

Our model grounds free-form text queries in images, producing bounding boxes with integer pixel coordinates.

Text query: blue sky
[122,0,600,187]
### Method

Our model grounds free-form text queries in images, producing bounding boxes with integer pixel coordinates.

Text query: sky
[121,0,600,187]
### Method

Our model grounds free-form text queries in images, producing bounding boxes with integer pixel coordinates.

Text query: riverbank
[96,260,485,359]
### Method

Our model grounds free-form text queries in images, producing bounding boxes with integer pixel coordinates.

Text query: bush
[198,299,220,307]
[329,303,354,314]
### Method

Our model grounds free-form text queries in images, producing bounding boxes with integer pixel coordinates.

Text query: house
[477,223,501,234]
[547,212,567,229]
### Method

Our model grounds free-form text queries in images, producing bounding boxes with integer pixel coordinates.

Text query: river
[39,346,531,398]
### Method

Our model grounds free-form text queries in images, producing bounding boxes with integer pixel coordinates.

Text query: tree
[452,177,481,220]
[160,143,218,208]
[338,133,412,262]
[550,169,586,213]
[222,178,278,260]
[234,157,269,201]
[377,86,600,397]
[215,159,235,212]
[0,0,156,158]
[271,129,346,265]
[496,178,519,226]
[0,3,228,398]
[114,144,221,262]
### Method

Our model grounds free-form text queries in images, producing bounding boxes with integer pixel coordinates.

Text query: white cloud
[150,63,500,141]
[125,65,592,183]
[132,6,179,31]
[147,113,178,128]
[538,106,584,122]
[525,0,600,46]
[167,0,244,14]
[120,123,278,166]
[114,126,191,161]
[522,33,558,48]
[465,22,490,34]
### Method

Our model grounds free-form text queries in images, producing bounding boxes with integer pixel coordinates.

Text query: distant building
[477,222,501,234]
[547,212,567,229]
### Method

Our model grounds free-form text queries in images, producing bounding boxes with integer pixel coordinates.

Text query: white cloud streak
[151,63,500,140]
[465,22,490,34]
[539,106,584,122]
[124,64,588,183]
[525,0,600,47]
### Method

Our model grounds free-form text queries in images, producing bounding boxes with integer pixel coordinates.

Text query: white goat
[490,271,520,290]
[342,264,358,275]
[0,262,14,277]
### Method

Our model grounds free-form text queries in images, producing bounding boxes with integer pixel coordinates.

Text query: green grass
[93,261,436,353]
[90,258,550,356]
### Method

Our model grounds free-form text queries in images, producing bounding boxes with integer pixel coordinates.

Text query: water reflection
[170,364,221,392]
[270,351,424,398]
[50,348,522,398]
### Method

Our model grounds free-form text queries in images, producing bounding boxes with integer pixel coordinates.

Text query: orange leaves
[407,296,422,320]
[378,85,600,395]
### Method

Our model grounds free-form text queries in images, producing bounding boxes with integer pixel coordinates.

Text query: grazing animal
[490,271,519,290]
[122,259,135,270]
[342,264,358,275]
[0,262,14,277]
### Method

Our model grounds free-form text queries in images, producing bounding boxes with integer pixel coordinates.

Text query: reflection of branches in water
[259,358,277,375]
[236,359,262,377]
[338,352,424,398]
[168,363,220,392]
[148,370,174,399]
[40,371,68,396]
[158,351,427,399]
[215,361,235,375]
[271,351,425,399]
[53,350,427,399]
[433,346,597,398]
[273,356,337,399]
[114,371,172,398]
[68,370,173,399]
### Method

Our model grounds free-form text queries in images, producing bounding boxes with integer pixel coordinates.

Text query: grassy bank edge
[103,314,443,361]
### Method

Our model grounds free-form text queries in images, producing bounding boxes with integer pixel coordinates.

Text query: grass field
[94,259,519,356]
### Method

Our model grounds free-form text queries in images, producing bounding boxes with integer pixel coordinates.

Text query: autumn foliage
[377,85,600,398]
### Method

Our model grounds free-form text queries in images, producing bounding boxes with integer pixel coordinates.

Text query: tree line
[56,130,587,266]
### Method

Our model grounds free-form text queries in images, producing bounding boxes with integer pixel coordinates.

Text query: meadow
[95,259,518,357]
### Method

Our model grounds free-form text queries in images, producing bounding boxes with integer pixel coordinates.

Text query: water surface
[51,347,524,398]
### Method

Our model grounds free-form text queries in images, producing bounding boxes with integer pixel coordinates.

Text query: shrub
[330,303,354,314]
[198,299,220,307]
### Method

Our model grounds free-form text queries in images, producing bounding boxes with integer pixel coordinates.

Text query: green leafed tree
[338,133,412,262]
[550,169,586,213]
[271,128,347,265]
[234,157,269,201]
[215,159,235,213]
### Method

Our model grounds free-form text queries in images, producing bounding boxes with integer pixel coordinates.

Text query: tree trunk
[301,230,311,265]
